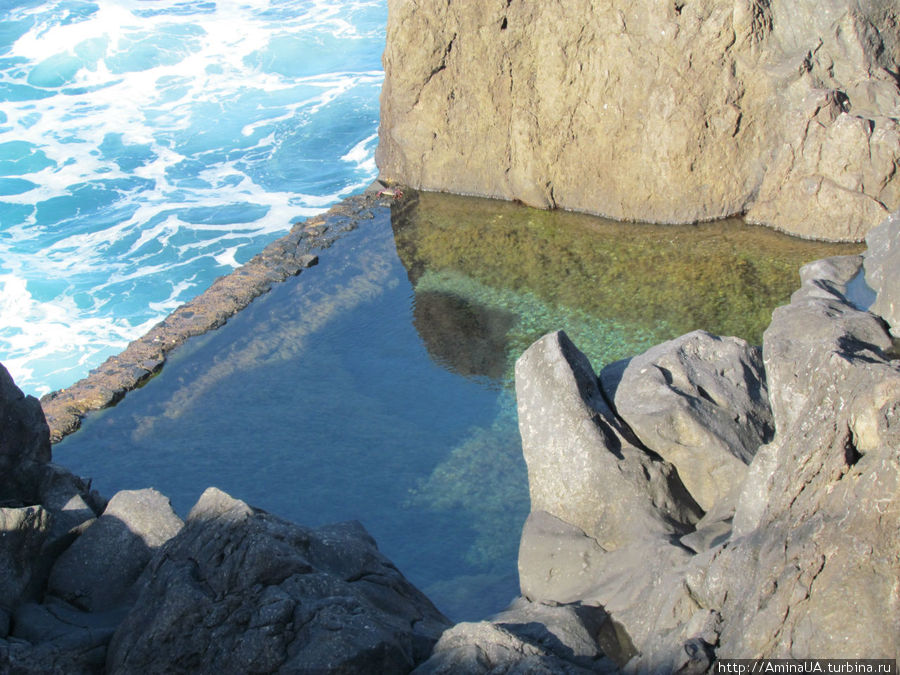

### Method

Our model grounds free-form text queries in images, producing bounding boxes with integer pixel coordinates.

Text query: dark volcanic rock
[1,363,51,502]
[0,505,52,613]
[106,487,449,674]
[515,330,703,551]
[600,330,773,511]
[48,488,183,612]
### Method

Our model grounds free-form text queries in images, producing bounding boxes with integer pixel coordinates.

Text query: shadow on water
[55,191,861,621]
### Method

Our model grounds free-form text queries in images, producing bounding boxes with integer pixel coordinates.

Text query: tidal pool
[56,191,860,620]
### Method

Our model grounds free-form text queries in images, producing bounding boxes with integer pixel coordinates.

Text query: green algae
[395,190,863,585]
[392,191,863,365]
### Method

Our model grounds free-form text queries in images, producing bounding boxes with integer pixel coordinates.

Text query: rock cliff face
[377,0,900,240]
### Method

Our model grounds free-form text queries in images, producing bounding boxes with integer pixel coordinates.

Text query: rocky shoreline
[1,203,897,671]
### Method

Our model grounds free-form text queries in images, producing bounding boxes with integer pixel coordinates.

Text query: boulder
[377,0,900,240]
[106,487,448,674]
[0,506,52,612]
[413,598,620,674]
[47,488,183,612]
[599,330,773,510]
[35,463,102,545]
[0,363,51,502]
[515,331,702,551]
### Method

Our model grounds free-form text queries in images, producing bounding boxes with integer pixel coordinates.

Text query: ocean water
[0,0,386,397]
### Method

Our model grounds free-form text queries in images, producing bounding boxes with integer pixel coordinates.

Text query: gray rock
[518,511,606,606]
[736,250,894,536]
[517,510,704,659]
[703,354,900,658]
[377,0,900,240]
[696,223,900,658]
[47,488,183,612]
[0,505,52,612]
[864,209,900,336]
[600,330,773,511]
[106,487,448,674]
[36,463,102,547]
[760,254,894,437]
[623,609,721,675]
[0,362,51,503]
[11,597,125,647]
[515,331,702,551]
[414,598,620,674]
[1,626,112,675]
[679,487,738,554]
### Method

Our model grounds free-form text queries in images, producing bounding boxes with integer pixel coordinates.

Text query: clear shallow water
[0,0,385,396]
[57,192,861,621]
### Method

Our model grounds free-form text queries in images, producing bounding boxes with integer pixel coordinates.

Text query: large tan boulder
[377,0,900,241]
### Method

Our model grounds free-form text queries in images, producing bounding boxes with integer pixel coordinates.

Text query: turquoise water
[57,210,524,621]
[0,0,386,396]
[55,192,860,621]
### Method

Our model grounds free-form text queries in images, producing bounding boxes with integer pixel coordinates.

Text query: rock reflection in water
[412,291,516,380]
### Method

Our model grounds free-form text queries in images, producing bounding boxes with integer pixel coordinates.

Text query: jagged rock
[705,354,900,657]
[47,488,183,612]
[377,0,900,240]
[413,598,620,674]
[35,464,103,550]
[600,330,773,510]
[515,331,702,551]
[623,608,721,675]
[0,506,52,612]
[106,487,448,674]
[864,210,900,335]
[695,215,900,658]
[0,363,51,502]
[758,254,894,438]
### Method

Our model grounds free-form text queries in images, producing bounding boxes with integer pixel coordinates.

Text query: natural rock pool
[55,191,860,621]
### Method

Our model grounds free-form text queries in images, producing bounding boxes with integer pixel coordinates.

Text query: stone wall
[377,0,900,241]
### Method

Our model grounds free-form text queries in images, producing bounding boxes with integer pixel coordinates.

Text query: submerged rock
[377,0,900,240]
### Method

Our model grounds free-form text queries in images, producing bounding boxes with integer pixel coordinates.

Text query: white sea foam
[0,0,385,396]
